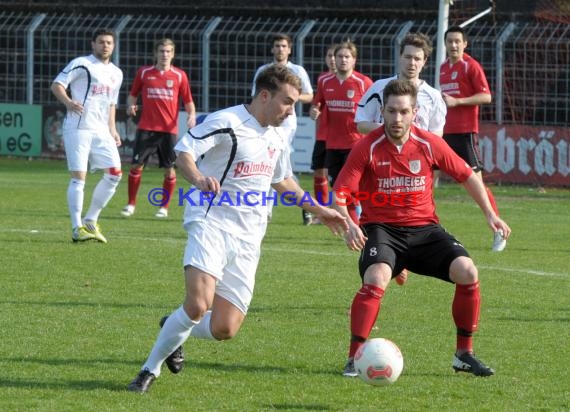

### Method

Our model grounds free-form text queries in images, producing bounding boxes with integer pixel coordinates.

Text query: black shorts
[358,223,470,283]
[311,140,327,170]
[325,148,351,185]
[443,133,483,172]
[132,130,177,168]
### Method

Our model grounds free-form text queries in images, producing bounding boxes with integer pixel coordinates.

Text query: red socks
[349,284,385,357]
[127,168,142,206]
[162,175,176,208]
[313,176,329,205]
[453,282,481,353]
[485,186,499,216]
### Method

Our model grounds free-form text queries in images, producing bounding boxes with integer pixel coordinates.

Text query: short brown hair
[154,38,176,53]
[272,33,292,47]
[92,28,115,42]
[400,32,433,59]
[383,79,418,107]
[254,64,302,97]
[334,41,358,59]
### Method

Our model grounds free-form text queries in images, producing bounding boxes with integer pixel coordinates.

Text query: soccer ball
[354,338,404,386]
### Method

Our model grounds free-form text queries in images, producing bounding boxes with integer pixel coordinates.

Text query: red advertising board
[479,123,570,187]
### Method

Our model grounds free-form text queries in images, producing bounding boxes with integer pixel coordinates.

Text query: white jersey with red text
[175,104,293,244]
[54,54,123,131]
[355,75,446,134]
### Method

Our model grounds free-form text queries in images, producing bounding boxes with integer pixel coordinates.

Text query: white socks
[190,310,215,340]
[67,178,85,229]
[142,306,197,376]
[84,173,121,223]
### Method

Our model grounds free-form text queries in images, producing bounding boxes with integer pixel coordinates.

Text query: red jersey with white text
[334,125,473,226]
[313,71,373,149]
[130,65,193,135]
[439,53,490,134]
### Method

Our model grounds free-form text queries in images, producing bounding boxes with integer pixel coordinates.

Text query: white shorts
[183,221,261,314]
[63,128,121,172]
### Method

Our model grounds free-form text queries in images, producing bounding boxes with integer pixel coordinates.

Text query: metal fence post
[295,19,315,115]
[393,21,414,75]
[113,15,133,68]
[26,13,46,104]
[201,16,222,112]
[496,22,516,125]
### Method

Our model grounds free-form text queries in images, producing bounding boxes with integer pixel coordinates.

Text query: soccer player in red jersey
[311,41,373,223]
[439,26,506,251]
[121,38,196,219]
[332,79,511,378]
[309,44,337,214]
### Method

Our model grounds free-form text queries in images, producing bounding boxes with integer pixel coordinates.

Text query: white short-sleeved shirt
[354,75,447,134]
[54,54,123,131]
[175,104,293,244]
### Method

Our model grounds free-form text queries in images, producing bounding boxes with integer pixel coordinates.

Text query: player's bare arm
[126,94,138,117]
[108,104,122,147]
[51,82,83,115]
[462,173,511,239]
[298,92,314,104]
[356,121,381,135]
[175,151,220,194]
[330,189,367,251]
[442,92,491,108]
[185,102,197,128]
[309,102,321,120]
[272,177,348,236]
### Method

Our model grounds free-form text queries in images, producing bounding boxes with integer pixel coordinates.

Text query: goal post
[435,0,496,89]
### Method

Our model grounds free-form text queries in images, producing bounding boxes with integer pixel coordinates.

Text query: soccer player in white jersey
[127,65,348,394]
[252,33,315,224]
[355,32,446,136]
[51,28,123,243]
[354,32,446,285]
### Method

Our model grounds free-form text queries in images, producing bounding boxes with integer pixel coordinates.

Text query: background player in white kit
[127,65,348,394]
[51,28,123,243]
[252,33,314,224]
[355,32,446,136]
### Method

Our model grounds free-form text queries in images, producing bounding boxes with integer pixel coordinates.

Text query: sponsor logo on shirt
[147,88,174,100]
[233,161,274,178]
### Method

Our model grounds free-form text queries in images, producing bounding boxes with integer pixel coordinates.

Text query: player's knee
[210,322,239,341]
[108,167,123,177]
[104,170,122,186]
[449,257,478,284]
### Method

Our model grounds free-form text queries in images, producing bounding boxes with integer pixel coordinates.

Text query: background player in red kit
[311,41,373,223]
[309,43,337,212]
[331,79,510,378]
[122,38,196,219]
[439,26,506,251]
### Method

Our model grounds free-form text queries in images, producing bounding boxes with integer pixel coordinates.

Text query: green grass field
[1,157,569,411]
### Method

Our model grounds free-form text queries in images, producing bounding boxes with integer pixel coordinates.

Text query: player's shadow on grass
[262,404,334,411]
[189,359,287,374]
[0,377,126,392]
[0,299,175,310]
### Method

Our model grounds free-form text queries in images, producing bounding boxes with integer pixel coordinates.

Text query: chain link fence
[1,12,568,126]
